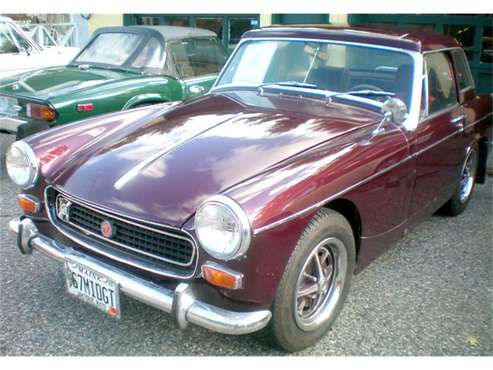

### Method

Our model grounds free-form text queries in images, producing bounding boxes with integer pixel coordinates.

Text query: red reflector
[107,307,118,317]
[77,103,93,112]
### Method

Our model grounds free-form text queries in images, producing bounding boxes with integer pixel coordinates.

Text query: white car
[0,16,79,79]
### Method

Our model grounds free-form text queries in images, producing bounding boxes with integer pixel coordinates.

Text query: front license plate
[64,259,120,318]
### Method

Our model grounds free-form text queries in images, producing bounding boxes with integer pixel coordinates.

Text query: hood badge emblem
[100,220,116,239]
[56,197,72,222]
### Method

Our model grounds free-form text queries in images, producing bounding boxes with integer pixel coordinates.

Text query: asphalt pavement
[0,133,491,356]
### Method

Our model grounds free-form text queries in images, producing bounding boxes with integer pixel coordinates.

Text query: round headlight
[6,141,39,188]
[195,195,251,260]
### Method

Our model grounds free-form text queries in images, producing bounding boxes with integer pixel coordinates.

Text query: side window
[168,37,228,79]
[425,52,458,114]
[131,37,166,72]
[167,39,195,79]
[451,49,474,91]
[189,37,229,75]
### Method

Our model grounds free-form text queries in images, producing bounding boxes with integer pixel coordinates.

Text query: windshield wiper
[69,63,143,75]
[334,90,395,98]
[94,65,143,75]
[260,81,319,90]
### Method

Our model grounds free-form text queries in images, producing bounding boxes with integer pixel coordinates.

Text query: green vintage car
[0,25,229,139]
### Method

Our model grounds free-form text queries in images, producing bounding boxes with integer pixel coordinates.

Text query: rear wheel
[442,146,478,216]
[267,208,356,352]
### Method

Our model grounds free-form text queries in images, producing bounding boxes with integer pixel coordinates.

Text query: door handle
[450,114,466,125]
[189,85,205,94]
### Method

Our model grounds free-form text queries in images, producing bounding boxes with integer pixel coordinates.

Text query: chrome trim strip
[419,103,460,124]
[459,86,474,94]
[182,73,218,83]
[253,112,492,235]
[422,46,464,55]
[53,192,195,267]
[464,112,493,130]
[413,128,463,157]
[252,154,415,235]
[45,187,199,279]
[9,217,271,335]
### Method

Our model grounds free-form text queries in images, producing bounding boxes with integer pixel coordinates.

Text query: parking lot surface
[0,134,492,356]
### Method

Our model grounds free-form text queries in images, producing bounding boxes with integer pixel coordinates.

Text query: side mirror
[382,97,408,125]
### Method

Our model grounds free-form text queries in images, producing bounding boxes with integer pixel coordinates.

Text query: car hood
[49,90,382,227]
[0,65,137,100]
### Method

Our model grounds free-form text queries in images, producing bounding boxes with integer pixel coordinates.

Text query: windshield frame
[212,37,424,131]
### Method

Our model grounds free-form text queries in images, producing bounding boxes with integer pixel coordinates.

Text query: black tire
[441,145,478,216]
[266,208,356,352]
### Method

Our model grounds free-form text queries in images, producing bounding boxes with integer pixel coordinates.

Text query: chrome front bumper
[9,217,271,335]
[0,115,26,133]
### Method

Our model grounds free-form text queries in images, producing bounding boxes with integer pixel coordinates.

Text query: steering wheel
[350,84,383,91]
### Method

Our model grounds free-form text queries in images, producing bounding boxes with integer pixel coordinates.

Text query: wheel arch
[322,198,362,259]
[122,93,170,110]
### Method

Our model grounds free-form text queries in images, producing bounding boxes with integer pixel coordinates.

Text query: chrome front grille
[47,188,196,269]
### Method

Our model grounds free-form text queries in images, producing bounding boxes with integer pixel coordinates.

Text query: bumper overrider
[0,115,50,139]
[9,216,271,335]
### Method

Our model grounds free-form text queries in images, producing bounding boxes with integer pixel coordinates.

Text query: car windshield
[217,40,415,109]
[75,33,142,67]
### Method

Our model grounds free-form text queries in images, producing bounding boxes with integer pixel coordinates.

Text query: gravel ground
[0,133,492,356]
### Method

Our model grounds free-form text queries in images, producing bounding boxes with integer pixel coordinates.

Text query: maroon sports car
[6,26,492,351]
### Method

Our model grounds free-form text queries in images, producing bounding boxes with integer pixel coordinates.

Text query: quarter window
[425,52,458,114]
[132,38,166,72]
[451,49,474,91]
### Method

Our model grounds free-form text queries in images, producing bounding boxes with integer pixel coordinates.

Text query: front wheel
[441,145,478,216]
[267,208,356,352]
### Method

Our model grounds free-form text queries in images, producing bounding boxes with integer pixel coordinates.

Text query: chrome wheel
[293,237,348,331]
[459,149,477,204]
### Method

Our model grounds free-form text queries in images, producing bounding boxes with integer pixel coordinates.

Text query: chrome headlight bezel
[194,195,251,261]
[6,141,39,189]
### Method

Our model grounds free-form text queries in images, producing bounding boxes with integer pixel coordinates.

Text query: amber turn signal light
[27,103,56,122]
[17,194,40,214]
[201,263,243,290]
